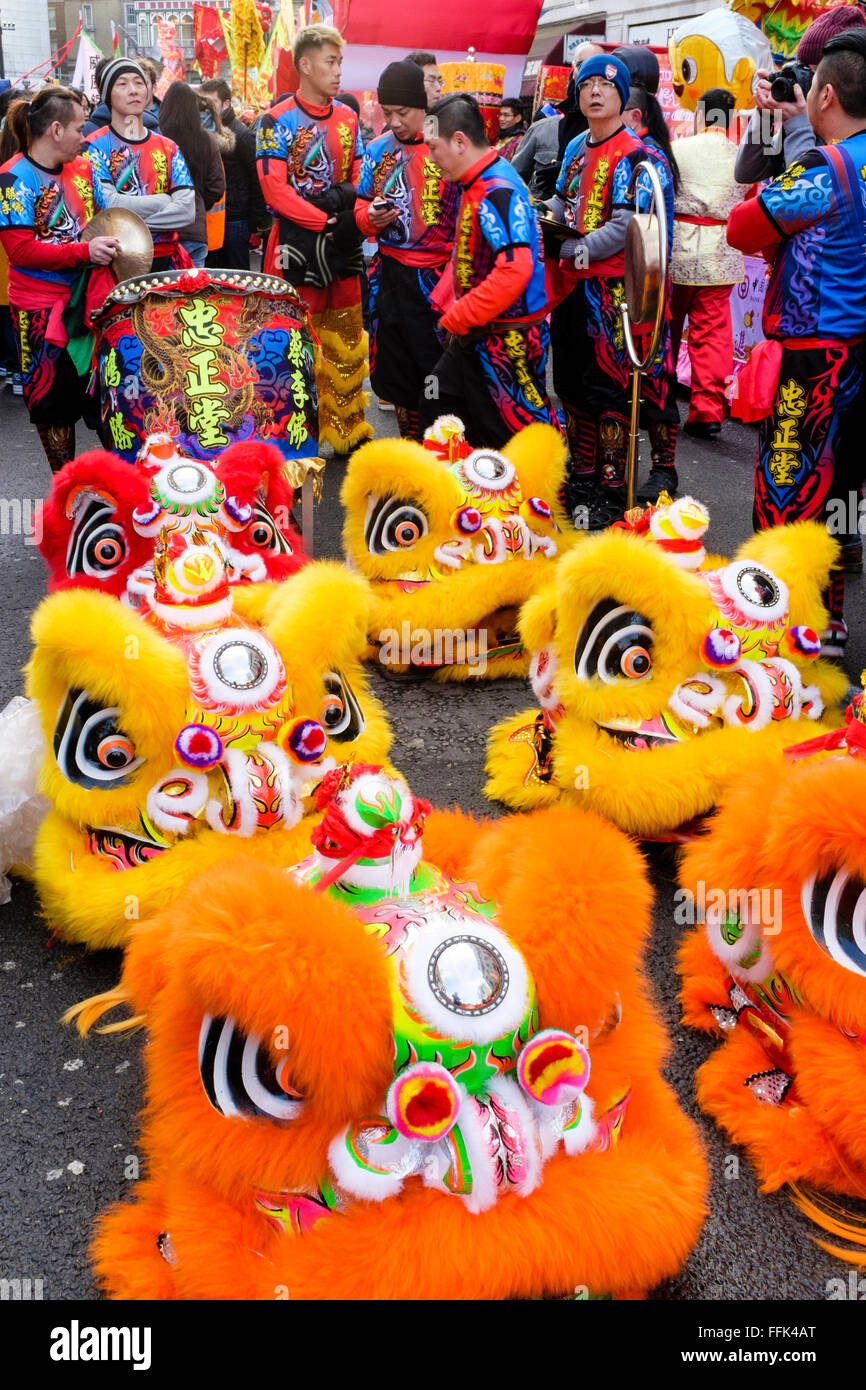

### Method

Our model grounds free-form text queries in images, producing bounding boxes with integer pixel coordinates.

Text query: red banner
[341,0,544,56]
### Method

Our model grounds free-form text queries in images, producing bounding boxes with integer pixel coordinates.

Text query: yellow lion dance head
[486,498,847,837]
[27,546,392,949]
[341,418,576,680]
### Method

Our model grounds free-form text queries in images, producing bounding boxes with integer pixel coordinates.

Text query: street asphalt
[1,375,865,1302]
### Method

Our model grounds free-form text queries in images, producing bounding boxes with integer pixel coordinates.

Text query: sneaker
[638,466,679,503]
[377,399,396,412]
[10,372,23,396]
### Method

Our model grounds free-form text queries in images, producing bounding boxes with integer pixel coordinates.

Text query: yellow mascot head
[669,9,773,110]
[27,545,392,950]
[486,498,847,837]
[341,417,575,680]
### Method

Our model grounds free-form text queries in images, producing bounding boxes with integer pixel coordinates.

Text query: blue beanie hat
[575,53,630,112]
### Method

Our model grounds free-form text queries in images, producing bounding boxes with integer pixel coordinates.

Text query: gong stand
[620,160,669,510]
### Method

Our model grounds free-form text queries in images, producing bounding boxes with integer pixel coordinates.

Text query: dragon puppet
[485,495,847,838]
[37,433,308,599]
[87,765,708,1299]
[24,507,391,949]
[340,416,577,680]
[678,688,866,1262]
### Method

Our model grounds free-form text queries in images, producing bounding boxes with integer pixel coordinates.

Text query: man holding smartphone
[355,60,458,439]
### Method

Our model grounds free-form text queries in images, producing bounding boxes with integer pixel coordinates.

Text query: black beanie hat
[100,58,148,108]
[611,45,660,95]
[378,60,427,110]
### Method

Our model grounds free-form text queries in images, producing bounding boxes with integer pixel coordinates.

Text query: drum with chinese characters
[92,269,319,464]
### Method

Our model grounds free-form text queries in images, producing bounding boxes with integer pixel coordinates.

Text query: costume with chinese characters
[86,126,195,271]
[727,135,866,659]
[257,95,371,454]
[420,151,557,449]
[0,151,106,468]
[87,765,708,1299]
[355,131,458,440]
[549,124,666,504]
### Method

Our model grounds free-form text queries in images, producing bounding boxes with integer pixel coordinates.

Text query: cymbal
[624,212,661,324]
[536,213,572,237]
[82,208,154,282]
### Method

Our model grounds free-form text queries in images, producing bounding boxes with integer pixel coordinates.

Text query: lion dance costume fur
[26,500,391,948]
[678,695,866,1261]
[486,497,846,837]
[89,765,707,1299]
[341,417,576,680]
[38,434,307,599]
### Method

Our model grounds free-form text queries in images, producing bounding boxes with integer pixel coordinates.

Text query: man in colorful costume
[546,54,667,527]
[727,29,866,660]
[86,59,195,272]
[354,60,458,442]
[0,88,119,470]
[256,24,372,454]
[421,94,557,449]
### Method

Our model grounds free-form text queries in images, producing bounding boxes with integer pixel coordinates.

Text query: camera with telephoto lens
[770,62,813,104]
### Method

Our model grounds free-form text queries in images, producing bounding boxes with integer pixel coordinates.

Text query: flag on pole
[154,17,186,99]
[193,4,228,78]
[110,20,120,55]
[71,29,104,104]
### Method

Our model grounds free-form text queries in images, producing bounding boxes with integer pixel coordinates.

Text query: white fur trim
[669,673,725,729]
[146,770,208,835]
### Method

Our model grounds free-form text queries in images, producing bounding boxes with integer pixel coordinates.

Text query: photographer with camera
[735,5,866,183]
[727,26,866,661]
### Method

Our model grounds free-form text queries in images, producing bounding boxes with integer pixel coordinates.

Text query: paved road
[1,380,864,1300]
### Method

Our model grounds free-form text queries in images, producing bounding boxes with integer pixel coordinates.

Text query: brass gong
[82,208,154,282]
[624,212,661,324]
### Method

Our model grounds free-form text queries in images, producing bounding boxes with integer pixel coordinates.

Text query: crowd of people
[0,10,865,649]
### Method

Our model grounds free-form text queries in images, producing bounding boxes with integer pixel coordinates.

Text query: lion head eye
[54,690,143,788]
[320,670,365,741]
[801,871,866,977]
[574,599,654,684]
[198,1014,305,1121]
[247,505,290,554]
[365,498,429,555]
[68,498,127,579]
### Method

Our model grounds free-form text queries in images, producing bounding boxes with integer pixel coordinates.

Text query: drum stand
[620,161,669,511]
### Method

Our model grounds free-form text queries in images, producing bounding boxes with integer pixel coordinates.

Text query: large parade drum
[92,269,319,464]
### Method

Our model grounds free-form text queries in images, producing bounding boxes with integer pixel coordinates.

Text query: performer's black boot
[639,421,679,502]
